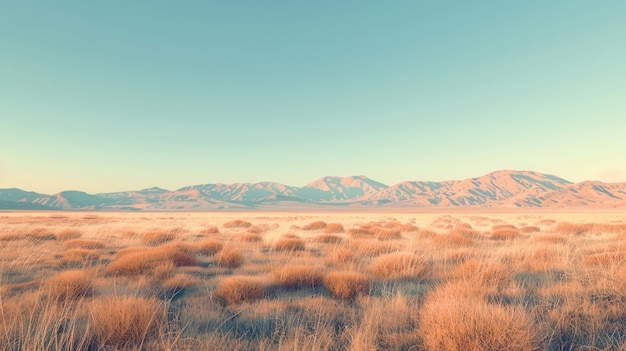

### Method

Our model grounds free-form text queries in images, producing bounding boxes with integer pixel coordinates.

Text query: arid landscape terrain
[2,210,626,350]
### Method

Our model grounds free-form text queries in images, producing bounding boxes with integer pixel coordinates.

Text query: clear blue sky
[1,1,625,194]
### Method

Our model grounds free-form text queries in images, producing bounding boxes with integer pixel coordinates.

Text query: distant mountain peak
[1,170,624,210]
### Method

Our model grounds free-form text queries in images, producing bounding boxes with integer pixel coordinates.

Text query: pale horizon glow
[1,2,625,194]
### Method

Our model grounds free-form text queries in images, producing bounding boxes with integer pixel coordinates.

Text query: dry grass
[274,235,305,251]
[273,265,323,289]
[105,244,197,276]
[46,269,94,300]
[63,239,105,250]
[370,253,431,281]
[314,234,344,244]
[240,232,263,242]
[199,225,220,234]
[214,276,265,305]
[196,238,223,255]
[56,228,83,241]
[216,247,244,268]
[90,296,166,347]
[2,212,626,350]
[302,221,328,231]
[142,229,177,245]
[323,271,370,300]
[223,219,252,228]
[491,227,523,240]
[419,282,540,351]
[324,223,345,233]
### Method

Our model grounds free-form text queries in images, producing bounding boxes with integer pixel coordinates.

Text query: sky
[1,1,625,194]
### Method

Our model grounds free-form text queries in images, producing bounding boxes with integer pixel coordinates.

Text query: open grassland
[1,210,626,350]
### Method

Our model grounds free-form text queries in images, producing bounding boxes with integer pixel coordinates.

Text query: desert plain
[1,210,626,350]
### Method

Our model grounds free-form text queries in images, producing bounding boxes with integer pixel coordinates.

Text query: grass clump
[214,276,265,305]
[142,229,177,245]
[196,238,223,255]
[274,235,305,252]
[216,247,244,268]
[56,229,83,241]
[273,265,323,289]
[63,239,105,250]
[370,253,431,281]
[90,296,166,347]
[302,221,328,231]
[105,244,197,276]
[323,271,370,300]
[324,223,345,233]
[223,220,252,228]
[46,269,94,300]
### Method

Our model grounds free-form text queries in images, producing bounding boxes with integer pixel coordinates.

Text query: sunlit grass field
[1,211,626,350]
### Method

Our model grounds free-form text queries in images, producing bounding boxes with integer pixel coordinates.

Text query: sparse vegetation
[2,212,625,350]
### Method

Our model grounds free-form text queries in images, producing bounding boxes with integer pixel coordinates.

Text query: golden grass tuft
[161,274,201,294]
[196,238,224,255]
[214,276,265,305]
[419,283,539,351]
[223,219,252,228]
[302,221,328,231]
[324,223,345,233]
[554,222,589,235]
[90,296,166,347]
[521,225,541,233]
[491,227,522,240]
[240,232,263,242]
[326,248,355,266]
[105,244,197,276]
[273,265,323,289]
[56,228,83,241]
[63,239,105,250]
[352,240,397,257]
[492,224,518,231]
[314,234,344,244]
[370,253,431,281]
[530,234,568,244]
[432,232,475,247]
[216,247,244,268]
[274,235,306,252]
[323,271,370,300]
[414,228,438,238]
[199,225,220,235]
[60,249,101,266]
[348,227,374,237]
[142,229,177,245]
[46,269,94,300]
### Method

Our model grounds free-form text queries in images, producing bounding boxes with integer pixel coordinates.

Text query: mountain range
[1,170,625,210]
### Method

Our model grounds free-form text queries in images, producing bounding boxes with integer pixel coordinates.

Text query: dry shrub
[521,225,541,233]
[531,234,568,244]
[216,247,244,268]
[199,225,220,234]
[273,265,323,289]
[374,228,402,240]
[302,221,328,231]
[214,276,265,305]
[105,244,197,276]
[419,283,539,351]
[370,253,431,281]
[492,224,518,231]
[323,271,370,300]
[47,269,94,300]
[432,233,474,247]
[63,239,105,250]
[274,236,305,252]
[161,274,201,294]
[554,222,591,235]
[324,223,345,233]
[56,229,83,241]
[240,232,263,242]
[197,238,223,255]
[582,252,624,266]
[223,219,252,228]
[314,234,343,244]
[326,248,354,266]
[90,296,166,347]
[60,249,101,266]
[23,227,56,241]
[352,241,396,257]
[491,228,522,240]
[537,218,557,226]
[142,229,177,245]
[415,229,438,238]
[348,227,373,237]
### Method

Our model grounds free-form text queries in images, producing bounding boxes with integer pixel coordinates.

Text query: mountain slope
[1,170,624,210]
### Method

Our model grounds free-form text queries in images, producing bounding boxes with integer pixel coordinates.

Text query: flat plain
[1,210,626,350]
